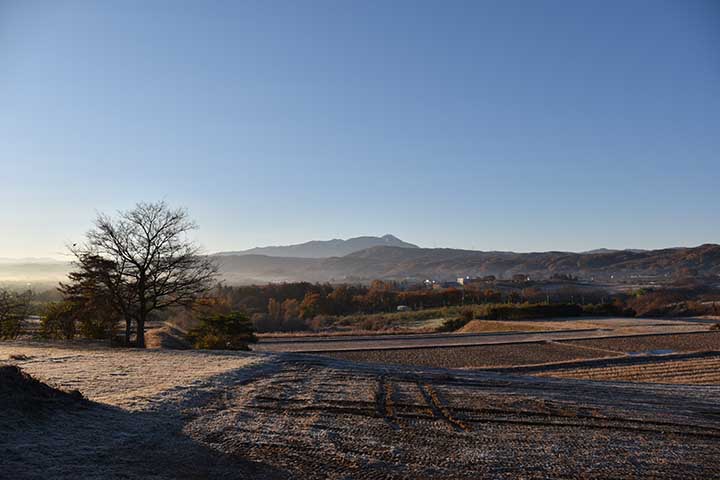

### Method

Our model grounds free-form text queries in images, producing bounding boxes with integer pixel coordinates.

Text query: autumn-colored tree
[484,289,502,303]
[521,287,543,302]
[281,298,304,330]
[358,280,397,311]
[327,285,356,315]
[506,291,522,304]
[299,292,321,319]
[441,287,463,306]
[282,298,299,320]
[268,298,282,322]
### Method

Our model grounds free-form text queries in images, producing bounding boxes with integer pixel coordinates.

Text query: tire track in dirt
[376,376,399,430]
[417,383,471,432]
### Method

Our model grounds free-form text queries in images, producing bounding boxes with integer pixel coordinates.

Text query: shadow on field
[0,365,288,480]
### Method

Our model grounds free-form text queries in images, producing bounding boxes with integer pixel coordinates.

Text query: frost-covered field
[0,343,281,479]
[2,342,720,479]
[1,343,262,410]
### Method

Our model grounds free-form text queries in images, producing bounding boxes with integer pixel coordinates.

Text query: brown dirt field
[320,341,624,369]
[563,331,720,354]
[534,354,720,384]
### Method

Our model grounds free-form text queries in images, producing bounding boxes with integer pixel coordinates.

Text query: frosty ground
[2,342,720,479]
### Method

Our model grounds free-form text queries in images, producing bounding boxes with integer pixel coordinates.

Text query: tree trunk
[136,312,145,348]
[125,318,132,346]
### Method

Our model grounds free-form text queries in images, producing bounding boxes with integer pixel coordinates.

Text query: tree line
[201,281,624,332]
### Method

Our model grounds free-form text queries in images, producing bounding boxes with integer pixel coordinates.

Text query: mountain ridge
[214,243,720,284]
[215,234,419,258]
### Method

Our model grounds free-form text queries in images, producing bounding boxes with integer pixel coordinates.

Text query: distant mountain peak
[215,235,419,259]
[381,234,403,242]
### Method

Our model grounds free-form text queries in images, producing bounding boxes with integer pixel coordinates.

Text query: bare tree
[69,202,217,347]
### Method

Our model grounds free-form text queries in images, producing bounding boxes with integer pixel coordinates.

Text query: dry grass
[145,325,192,350]
[457,317,702,334]
[458,320,566,333]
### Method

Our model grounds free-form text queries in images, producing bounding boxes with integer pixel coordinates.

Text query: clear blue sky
[1,0,718,258]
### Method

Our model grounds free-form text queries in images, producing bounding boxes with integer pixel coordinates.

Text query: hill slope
[215,243,720,283]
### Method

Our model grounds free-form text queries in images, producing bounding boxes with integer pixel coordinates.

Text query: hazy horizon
[0,232,717,263]
[2,1,719,258]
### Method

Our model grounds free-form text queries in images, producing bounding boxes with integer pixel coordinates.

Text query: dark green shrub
[78,314,116,340]
[0,316,24,340]
[42,302,77,340]
[483,303,583,320]
[188,312,257,350]
[582,303,635,317]
[437,316,472,332]
[42,301,118,341]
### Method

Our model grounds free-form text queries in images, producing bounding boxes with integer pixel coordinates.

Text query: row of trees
[210,281,496,331]
[210,281,616,317]
[204,281,622,332]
